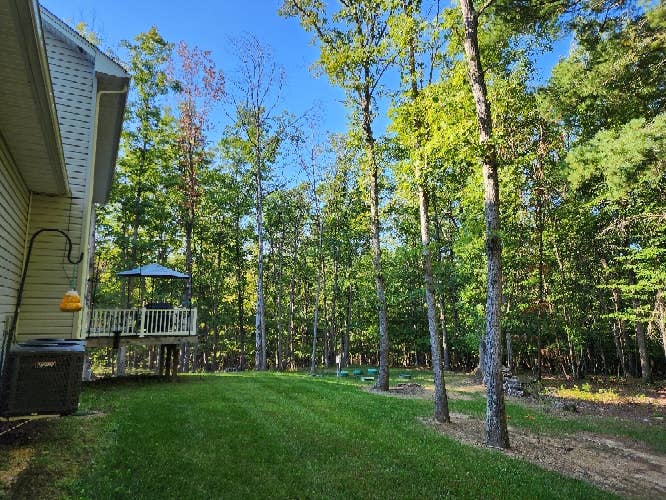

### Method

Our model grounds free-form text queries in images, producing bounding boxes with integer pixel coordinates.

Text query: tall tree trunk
[331,256,340,367]
[288,271,296,370]
[419,185,450,423]
[236,213,246,371]
[184,146,195,306]
[323,281,330,368]
[535,208,544,380]
[656,292,666,360]
[533,131,547,380]
[255,154,267,371]
[405,13,450,421]
[360,78,390,390]
[628,272,652,383]
[431,193,454,371]
[437,302,451,370]
[310,216,324,375]
[277,235,285,371]
[505,299,513,371]
[459,0,509,449]
[343,283,352,368]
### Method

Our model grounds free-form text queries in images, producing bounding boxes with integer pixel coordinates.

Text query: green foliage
[567,113,666,200]
[91,1,666,378]
[96,27,180,307]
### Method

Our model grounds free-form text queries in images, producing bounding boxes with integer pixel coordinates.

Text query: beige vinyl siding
[0,142,30,346]
[16,24,94,340]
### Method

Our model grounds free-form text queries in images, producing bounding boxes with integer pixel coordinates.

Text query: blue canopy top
[116,263,189,279]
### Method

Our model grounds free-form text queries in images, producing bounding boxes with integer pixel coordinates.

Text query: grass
[20,372,612,499]
[5,370,662,498]
[336,367,666,454]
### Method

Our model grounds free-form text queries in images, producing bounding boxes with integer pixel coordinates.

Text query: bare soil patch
[364,376,666,498]
[423,413,666,499]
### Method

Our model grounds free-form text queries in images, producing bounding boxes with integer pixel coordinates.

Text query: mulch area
[364,380,666,498]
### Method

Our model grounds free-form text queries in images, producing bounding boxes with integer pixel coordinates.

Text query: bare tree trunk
[331,256,339,367]
[185,216,193,306]
[342,283,352,368]
[323,281,330,368]
[656,292,666,360]
[628,272,652,382]
[431,194,453,371]
[277,236,285,371]
[419,185,450,423]
[634,317,651,382]
[235,213,246,371]
[437,302,451,370]
[255,154,267,371]
[288,272,296,370]
[459,0,509,449]
[611,286,628,377]
[404,12,450,421]
[309,271,321,374]
[358,101,389,390]
[116,346,126,377]
[536,175,544,381]
[310,216,324,375]
[504,298,513,371]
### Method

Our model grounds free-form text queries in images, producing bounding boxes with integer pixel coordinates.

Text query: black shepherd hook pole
[7,229,83,344]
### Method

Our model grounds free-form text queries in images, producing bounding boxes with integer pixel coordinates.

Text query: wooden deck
[86,307,198,347]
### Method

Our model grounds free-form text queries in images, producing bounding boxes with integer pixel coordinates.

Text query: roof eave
[39,7,130,205]
[13,0,69,195]
[92,73,129,204]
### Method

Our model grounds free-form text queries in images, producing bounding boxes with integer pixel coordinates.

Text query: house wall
[0,138,30,347]
[16,22,96,340]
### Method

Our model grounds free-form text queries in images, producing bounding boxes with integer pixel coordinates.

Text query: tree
[544,1,666,383]
[282,0,398,390]
[171,42,225,306]
[458,0,509,448]
[389,0,450,422]
[96,28,178,375]
[293,130,330,375]
[226,35,289,371]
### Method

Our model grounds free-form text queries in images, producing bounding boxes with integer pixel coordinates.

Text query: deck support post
[158,345,166,376]
[171,345,179,381]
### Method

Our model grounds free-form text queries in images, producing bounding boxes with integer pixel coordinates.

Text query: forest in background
[89,0,666,384]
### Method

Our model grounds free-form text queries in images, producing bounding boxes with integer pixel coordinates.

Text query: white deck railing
[87,308,198,338]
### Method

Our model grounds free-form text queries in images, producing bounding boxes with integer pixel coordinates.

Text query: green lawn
[9,372,608,499]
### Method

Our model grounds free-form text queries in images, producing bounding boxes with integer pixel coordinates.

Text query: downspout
[78,87,128,339]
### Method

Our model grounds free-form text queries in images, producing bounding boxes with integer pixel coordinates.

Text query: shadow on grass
[83,373,204,388]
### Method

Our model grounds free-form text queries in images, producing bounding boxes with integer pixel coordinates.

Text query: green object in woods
[398,373,411,379]
[352,369,363,376]
[367,368,378,375]
[338,371,349,377]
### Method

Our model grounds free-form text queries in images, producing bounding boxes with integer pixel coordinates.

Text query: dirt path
[366,383,666,498]
[424,413,665,499]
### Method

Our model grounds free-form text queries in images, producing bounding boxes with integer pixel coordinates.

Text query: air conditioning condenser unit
[1,339,85,417]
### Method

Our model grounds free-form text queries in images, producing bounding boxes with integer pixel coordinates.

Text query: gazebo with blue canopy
[116,263,189,279]
[86,263,197,379]
[117,263,189,307]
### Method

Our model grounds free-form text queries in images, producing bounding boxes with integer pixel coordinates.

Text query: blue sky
[41,0,350,138]
[41,1,570,149]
